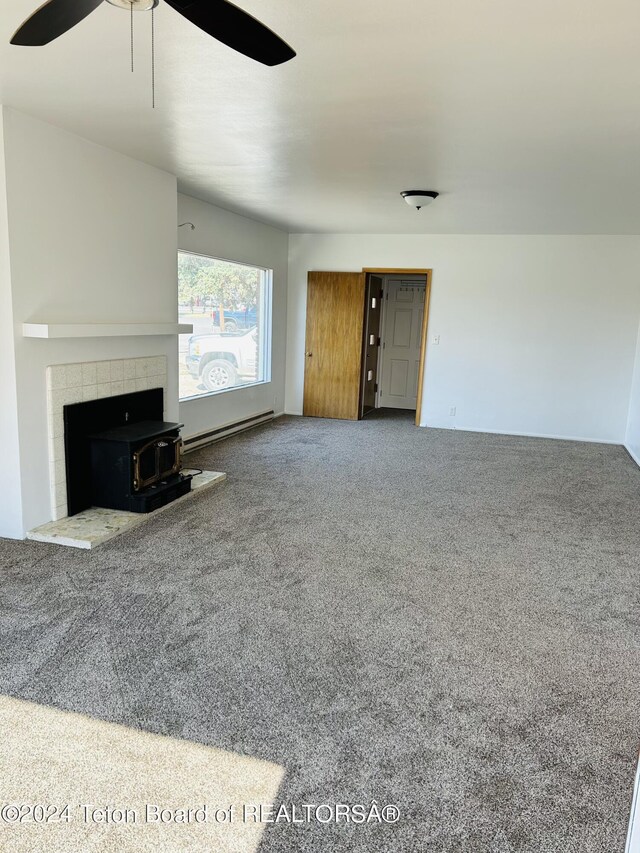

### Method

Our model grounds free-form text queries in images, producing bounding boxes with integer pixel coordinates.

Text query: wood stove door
[133,437,181,492]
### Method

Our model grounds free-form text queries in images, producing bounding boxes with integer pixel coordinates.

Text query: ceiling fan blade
[164,0,296,66]
[11,0,104,46]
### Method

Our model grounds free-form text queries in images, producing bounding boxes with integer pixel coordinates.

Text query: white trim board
[420,423,622,446]
[286,412,623,446]
[624,444,640,469]
[626,752,640,853]
[23,323,193,339]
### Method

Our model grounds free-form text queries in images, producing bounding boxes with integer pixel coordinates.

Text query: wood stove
[64,388,192,516]
[89,420,190,513]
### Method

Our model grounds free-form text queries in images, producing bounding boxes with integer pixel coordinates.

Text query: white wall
[2,108,179,535]
[0,114,24,539]
[625,319,640,464]
[177,193,288,439]
[287,234,640,443]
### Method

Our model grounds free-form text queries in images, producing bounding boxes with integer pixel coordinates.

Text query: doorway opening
[302,268,432,425]
[361,269,432,426]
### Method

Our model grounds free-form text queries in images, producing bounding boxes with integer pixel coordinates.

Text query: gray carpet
[1,411,640,852]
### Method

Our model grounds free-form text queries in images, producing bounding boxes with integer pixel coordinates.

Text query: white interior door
[378,279,426,410]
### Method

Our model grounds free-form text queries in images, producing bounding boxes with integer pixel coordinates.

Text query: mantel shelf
[22,323,193,339]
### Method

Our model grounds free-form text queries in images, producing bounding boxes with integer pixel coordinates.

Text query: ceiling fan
[10,0,296,66]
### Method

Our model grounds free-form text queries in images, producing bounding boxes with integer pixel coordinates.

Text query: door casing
[360,274,383,418]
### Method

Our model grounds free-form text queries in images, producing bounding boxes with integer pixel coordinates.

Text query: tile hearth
[27,471,226,550]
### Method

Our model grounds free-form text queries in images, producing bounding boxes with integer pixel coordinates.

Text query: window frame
[178,250,273,403]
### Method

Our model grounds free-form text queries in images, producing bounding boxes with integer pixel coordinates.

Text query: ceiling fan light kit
[401,190,439,211]
[106,0,158,9]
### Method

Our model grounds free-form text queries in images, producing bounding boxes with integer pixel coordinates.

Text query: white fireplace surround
[46,356,168,521]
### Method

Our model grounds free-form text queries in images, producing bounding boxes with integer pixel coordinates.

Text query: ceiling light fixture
[401,190,439,211]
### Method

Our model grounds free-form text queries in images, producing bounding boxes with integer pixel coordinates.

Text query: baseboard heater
[182,410,275,453]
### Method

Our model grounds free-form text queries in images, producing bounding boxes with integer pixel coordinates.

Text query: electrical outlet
[450,406,456,417]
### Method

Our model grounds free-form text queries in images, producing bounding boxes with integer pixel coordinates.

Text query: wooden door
[360,274,383,416]
[379,279,426,410]
[303,272,366,420]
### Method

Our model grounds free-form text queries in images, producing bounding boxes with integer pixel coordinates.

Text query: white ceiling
[1,0,640,234]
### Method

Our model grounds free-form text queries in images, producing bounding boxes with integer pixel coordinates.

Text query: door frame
[362,268,433,426]
[359,273,384,419]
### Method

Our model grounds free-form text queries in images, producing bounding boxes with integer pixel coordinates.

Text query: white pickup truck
[186,327,259,391]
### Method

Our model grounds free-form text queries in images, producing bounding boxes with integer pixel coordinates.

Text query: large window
[178,252,272,401]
